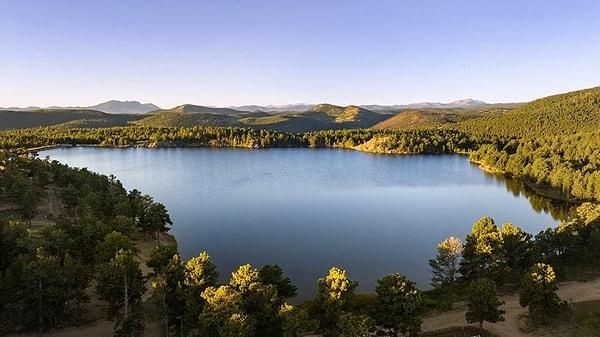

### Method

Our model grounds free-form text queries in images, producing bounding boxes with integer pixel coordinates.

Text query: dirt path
[422,278,600,336]
[30,186,62,227]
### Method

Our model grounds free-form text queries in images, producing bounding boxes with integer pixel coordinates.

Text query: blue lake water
[44,147,561,301]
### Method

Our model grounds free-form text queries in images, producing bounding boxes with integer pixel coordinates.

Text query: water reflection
[44,148,564,300]
[480,170,574,221]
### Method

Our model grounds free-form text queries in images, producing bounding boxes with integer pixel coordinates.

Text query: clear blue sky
[1,0,599,108]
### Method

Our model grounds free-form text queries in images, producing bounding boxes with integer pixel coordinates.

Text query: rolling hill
[155,104,249,115]
[372,109,462,130]
[132,103,390,132]
[0,109,144,130]
[6,86,598,137]
[372,106,518,130]
[133,112,241,128]
[305,104,389,125]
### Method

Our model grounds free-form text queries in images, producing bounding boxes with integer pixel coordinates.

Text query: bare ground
[29,186,62,227]
[422,278,600,336]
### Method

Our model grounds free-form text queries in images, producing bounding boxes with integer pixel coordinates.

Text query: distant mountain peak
[450,98,487,106]
[90,100,160,114]
[361,99,488,111]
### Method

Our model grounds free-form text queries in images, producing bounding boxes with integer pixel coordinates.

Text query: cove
[44,147,562,301]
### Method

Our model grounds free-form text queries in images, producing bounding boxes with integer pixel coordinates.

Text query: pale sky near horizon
[1,0,599,109]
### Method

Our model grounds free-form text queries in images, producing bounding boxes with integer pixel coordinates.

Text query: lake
[44,147,562,301]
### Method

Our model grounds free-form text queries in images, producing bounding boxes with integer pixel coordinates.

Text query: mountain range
[2,86,600,135]
[0,98,489,114]
[361,98,488,111]
[232,99,488,112]
[0,97,511,132]
[0,100,160,114]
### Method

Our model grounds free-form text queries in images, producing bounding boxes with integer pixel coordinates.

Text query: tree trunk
[447,281,454,309]
[124,275,129,320]
[38,278,43,337]
[163,295,168,337]
[479,320,483,334]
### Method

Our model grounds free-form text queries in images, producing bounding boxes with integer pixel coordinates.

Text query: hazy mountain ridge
[362,98,488,111]
[230,99,488,112]
[231,103,317,112]
[0,100,160,114]
[0,109,145,130]
[1,98,488,114]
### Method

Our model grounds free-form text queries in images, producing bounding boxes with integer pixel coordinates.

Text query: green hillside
[372,109,460,130]
[133,104,389,132]
[154,104,249,115]
[241,114,331,133]
[5,86,598,137]
[309,104,386,124]
[372,106,518,130]
[134,112,241,127]
[0,109,143,130]
[454,86,600,137]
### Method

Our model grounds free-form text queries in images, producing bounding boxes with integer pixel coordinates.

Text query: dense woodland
[0,154,172,335]
[1,85,600,336]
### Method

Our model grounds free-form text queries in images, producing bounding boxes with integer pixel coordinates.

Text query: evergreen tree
[428,236,463,309]
[259,264,298,303]
[97,249,145,337]
[519,263,561,324]
[461,217,504,282]
[375,273,424,336]
[311,267,358,337]
[184,251,219,331]
[465,278,505,334]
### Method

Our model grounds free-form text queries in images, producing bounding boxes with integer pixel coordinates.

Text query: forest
[2,85,600,336]
[2,152,600,336]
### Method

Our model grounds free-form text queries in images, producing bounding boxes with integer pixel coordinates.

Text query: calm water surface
[45,147,560,300]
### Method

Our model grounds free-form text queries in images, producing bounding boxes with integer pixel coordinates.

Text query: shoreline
[34,141,580,206]
[27,143,73,152]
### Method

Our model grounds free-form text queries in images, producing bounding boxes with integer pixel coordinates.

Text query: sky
[1,0,599,108]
